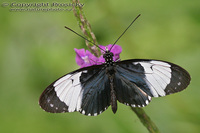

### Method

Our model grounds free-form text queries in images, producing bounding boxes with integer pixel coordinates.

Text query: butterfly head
[103,47,114,65]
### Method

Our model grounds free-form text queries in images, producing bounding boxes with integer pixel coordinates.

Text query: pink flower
[75,44,122,68]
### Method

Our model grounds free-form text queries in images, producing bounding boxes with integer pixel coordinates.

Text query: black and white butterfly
[39,15,191,116]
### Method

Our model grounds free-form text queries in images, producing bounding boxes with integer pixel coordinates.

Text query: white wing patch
[139,61,172,97]
[54,72,83,112]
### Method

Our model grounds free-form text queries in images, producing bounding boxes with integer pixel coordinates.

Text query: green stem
[71,0,160,133]
[131,107,160,133]
[72,0,100,57]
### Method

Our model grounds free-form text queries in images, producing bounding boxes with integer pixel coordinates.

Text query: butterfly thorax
[103,51,114,66]
[103,51,116,75]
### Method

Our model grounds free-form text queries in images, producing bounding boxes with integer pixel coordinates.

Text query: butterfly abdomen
[109,75,117,114]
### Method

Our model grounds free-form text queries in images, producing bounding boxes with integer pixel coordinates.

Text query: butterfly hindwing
[39,65,111,116]
[115,59,190,100]
[114,71,152,107]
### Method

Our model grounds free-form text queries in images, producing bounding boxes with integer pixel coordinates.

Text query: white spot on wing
[125,103,129,106]
[133,62,139,65]
[47,98,50,103]
[50,104,54,107]
[82,70,88,73]
[145,100,149,105]
[82,110,85,115]
[131,104,136,107]
[94,113,97,116]
[148,96,151,101]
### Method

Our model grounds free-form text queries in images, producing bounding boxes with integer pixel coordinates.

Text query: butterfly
[39,14,191,116]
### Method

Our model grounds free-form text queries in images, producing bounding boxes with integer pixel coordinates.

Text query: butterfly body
[103,50,118,113]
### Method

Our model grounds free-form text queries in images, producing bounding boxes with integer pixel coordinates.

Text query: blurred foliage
[0,0,200,133]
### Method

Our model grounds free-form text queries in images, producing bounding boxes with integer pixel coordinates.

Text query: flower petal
[74,44,122,68]
[74,48,86,67]
[86,50,99,65]
[109,44,122,55]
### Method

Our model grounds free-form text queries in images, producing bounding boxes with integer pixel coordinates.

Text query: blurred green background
[0,0,200,133]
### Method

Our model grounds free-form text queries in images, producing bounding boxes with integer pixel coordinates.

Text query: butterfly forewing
[39,65,111,116]
[79,66,111,116]
[115,59,191,98]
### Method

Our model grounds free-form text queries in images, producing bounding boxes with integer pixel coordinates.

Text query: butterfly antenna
[64,26,105,52]
[109,14,141,51]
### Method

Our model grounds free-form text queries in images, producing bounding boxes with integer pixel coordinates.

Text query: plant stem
[71,0,100,57]
[131,107,160,133]
[71,0,160,133]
